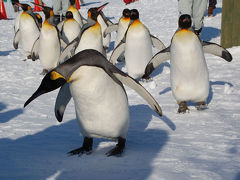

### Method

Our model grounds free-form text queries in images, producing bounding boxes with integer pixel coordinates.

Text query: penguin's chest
[76,25,103,53]
[170,30,209,101]
[125,23,153,78]
[69,66,129,138]
[62,20,81,43]
[39,25,60,69]
[115,19,129,47]
[19,13,39,52]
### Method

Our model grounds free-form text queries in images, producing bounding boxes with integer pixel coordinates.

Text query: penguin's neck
[122,17,130,22]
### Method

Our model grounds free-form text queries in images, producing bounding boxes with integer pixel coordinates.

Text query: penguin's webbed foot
[196,102,208,111]
[106,137,126,157]
[177,101,189,114]
[67,137,93,156]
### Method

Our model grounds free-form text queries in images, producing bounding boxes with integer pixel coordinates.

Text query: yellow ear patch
[50,71,72,82]
[50,71,65,80]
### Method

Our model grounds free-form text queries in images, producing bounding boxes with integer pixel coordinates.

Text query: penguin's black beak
[97,2,108,12]
[24,71,67,108]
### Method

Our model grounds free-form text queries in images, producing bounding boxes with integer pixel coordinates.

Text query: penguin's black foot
[177,101,189,113]
[196,102,208,111]
[106,137,126,157]
[27,55,32,59]
[68,137,93,156]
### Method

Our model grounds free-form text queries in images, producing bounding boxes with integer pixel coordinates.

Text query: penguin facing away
[143,14,232,113]
[13,3,40,59]
[59,3,108,63]
[24,49,163,157]
[109,9,166,79]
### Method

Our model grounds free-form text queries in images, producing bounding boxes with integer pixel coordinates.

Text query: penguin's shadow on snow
[0,102,23,123]
[159,80,233,105]
[0,104,170,180]
[0,50,16,56]
[201,26,221,42]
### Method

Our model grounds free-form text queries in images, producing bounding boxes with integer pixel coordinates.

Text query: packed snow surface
[0,0,240,179]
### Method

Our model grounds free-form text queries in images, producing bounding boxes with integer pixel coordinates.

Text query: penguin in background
[104,8,131,49]
[109,9,166,79]
[142,14,232,113]
[61,11,81,44]
[13,3,41,60]
[24,49,164,157]
[96,3,113,51]
[67,0,86,27]
[59,3,108,63]
[33,5,61,75]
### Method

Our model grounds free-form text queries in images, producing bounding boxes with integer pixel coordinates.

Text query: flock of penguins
[13,0,233,157]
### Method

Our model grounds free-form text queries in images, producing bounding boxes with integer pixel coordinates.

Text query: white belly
[75,29,104,55]
[69,66,129,139]
[19,14,40,54]
[115,19,129,48]
[62,20,81,44]
[125,25,152,79]
[170,31,209,102]
[98,15,110,48]
[39,28,60,70]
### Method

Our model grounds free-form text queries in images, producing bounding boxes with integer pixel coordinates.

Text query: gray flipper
[109,40,126,64]
[113,72,162,116]
[202,41,232,62]
[103,24,118,38]
[13,29,20,49]
[60,38,68,49]
[55,49,162,117]
[143,46,171,78]
[57,21,64,32]
[31,37,40,61]
[54,83,72,122]
[59,38,79,64]
[150,34,166,51]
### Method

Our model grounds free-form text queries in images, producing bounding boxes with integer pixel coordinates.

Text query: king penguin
[61,11,81,44]
[13,3,40,59]
[109,9,166,79]
[104,8,131,49]
[67,0,86,27]
[143,14,232,113]
[24,49,163,157]
[59,3,108,63]
[37,5,61,74]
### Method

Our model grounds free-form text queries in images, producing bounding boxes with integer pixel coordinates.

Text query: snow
[0,0,240,179]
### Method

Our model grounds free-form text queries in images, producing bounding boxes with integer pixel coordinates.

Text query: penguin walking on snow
[13,3,40,59]
[59,3,108,63]
[143,14,232,113]
[24,49,163,157]
[109,9,166,79]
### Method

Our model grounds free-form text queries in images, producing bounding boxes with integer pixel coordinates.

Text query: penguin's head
[122,8,131,18]
[16,3,31,11]
[88,3,108,21]
[69,0,76,6]
[35,13,43,27]
[66,11,74,19]
[130,9,139,20]
[178,14,192,29]
[24,71,67,108]
[42,6,54,19]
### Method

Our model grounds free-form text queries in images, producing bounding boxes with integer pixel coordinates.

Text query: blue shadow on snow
[0,104,170,180]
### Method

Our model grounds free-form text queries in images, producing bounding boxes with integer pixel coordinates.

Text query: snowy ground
[0,0,240,179]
